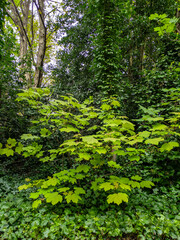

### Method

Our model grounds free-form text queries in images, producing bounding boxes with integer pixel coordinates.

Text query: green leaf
[129,181,140,188]
[15,142,23,154]
[95,147,107,154]
[108,161,122,169]
[139,131,151,138]
[18,183,32,191]
[60,126,79,133]
[119,183,131,190]
[160,142,179,152]
[99,182,115,191]
[76,165,90,173]
[107,193,128,205]
[30,192,41,199]
[82,136,99,144]
[145,137,164,145]
[128,137,144,145]
[131,175,142,181]
[40,128,52,137]
[74,187,86,195]
[128,155,140,161]
[44,192,63,205]
[58,187,70,193]
[78,152,91,160]
[101,103,112,110]
[7,138,17,147]
[5,148,14,157]
[21,134,39,140]
[122,121,134,130]
[32,200,42,209]
[151,124,168,131]
[65,193,81,203]
[41,177,59,188]
[111,100,120,107]
[140,181,155,188]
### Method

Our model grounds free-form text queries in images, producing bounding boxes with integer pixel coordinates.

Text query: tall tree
[6,0,60,87]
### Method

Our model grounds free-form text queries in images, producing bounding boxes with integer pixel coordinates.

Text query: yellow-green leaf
[145,137,164,145]
[107,193,128,205]
[32,200,42,209]
[160,142,179,152]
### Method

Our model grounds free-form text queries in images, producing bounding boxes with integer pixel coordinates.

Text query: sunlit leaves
[160,142,179,152]
[65,192,81,203]
[107,193,128,205]
[145,137,164,145]
[44,192,63,205]
[99,182,115,191]
[32,200,42,209]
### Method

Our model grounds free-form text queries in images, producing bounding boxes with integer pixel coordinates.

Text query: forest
[0,0,180,239]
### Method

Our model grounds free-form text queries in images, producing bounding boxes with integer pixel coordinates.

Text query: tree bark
[34,0,47,87]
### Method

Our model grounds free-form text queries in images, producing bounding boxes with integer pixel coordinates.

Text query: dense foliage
[0,0,180,239]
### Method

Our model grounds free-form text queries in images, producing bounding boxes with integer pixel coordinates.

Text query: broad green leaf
[140,181,155,188]
[45,192,63,205]
[76,165,90,173]
[111,100,121,107]
[99,182,115,191]
[74,187,86,194]
[91,178,104,190]
[95,147,107,154]
[145,137,164,145]
[129,181,140,188]
[128,155,140,161]
[101,103,111,110]
[32,200,42,209]
[18,183,32,191]
[60,126,79,133]
[41,178,59,188]
[114,150,126,156]
[103,137,119,143]
[7,138,17,147]
[5,148,14,157]
[82,136,99,144]
[108,161,122,169]
[88,112,98,118]
[40,128,52,137]
[122,121,134,130]
[107,193,128,205]
[21,134,39,140]
[119,183,131,190]
[15,142,23,154]
[30,192,41,199]
[58,187,70,193]
[0,143,2,149]
[75,173,85,180]
[151,124,168,131]
[128,137,144,145]
[160,142,179,152]
[139,131,151,138]
[65,193,81,203]
[78,153,91,160]
[131,175,142,181]
[143,116,164,122]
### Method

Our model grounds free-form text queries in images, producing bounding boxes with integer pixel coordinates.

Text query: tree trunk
[34,0,47,87]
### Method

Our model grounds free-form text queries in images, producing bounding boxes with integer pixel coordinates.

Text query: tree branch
[33,0,46,31]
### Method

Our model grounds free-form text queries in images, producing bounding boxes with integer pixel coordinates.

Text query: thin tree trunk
[34,0,47,87]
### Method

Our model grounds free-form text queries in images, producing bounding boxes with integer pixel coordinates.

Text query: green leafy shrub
[0,88,179,209]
